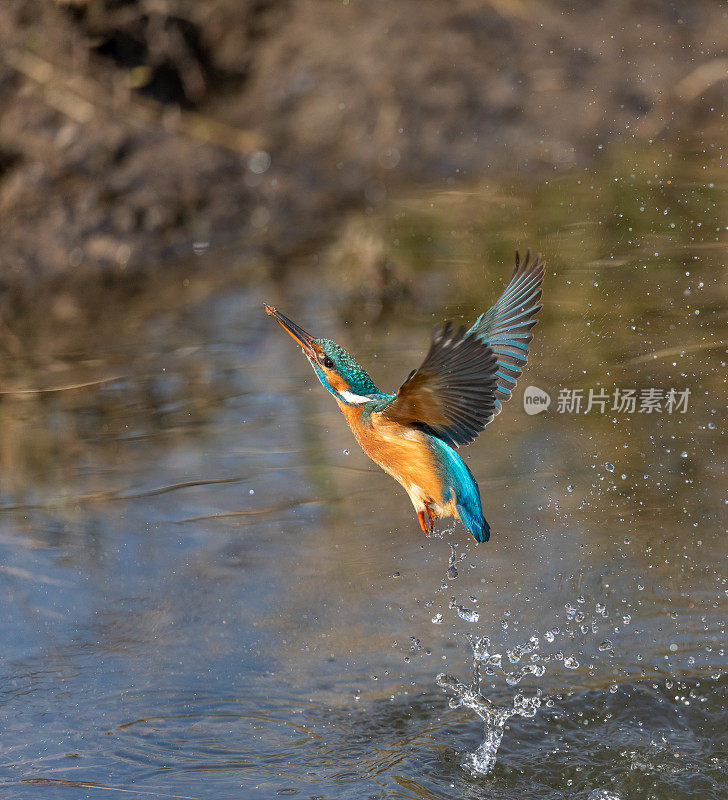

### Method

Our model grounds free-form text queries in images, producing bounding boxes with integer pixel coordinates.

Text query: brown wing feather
[377,322,499,448]
[382,368,450,426]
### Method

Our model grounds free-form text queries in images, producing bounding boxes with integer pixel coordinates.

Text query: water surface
[0,135,726,799]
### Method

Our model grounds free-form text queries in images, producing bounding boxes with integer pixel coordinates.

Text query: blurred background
[1,0,727,303]
[0,2,727,799]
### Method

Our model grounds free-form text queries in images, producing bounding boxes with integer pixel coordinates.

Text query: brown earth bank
[0,0,726,313]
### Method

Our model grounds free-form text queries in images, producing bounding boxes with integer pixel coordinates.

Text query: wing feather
[375,322,499,448]
[375,251,545,446]
[468,251,546,413]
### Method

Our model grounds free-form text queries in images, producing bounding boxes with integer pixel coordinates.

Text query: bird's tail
[450,460,490,542]
[456,499,490,543]
[432,438,492,543]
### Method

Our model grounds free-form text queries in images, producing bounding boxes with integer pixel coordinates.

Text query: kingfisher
[265,251,545,542]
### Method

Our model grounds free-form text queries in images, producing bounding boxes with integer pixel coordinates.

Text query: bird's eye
[317,351,335,369]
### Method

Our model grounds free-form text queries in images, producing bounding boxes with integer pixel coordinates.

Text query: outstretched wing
[468,250,545,416]
[375,322,499,448]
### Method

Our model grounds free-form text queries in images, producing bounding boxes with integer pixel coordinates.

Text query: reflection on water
[0,134,726,799]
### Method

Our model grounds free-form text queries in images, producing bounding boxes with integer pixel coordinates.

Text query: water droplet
[343,449,350,455]
[487,654,502,669]
[599,640,613,651]
[431,613,443,624]
[563,657,580,669]
[248,150,271,174]
[605,462,615,472]
[449,597,479,622]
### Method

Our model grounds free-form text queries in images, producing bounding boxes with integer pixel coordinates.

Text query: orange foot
[417,503,438,536]
[426,503,437,533]
[417,510,429,535]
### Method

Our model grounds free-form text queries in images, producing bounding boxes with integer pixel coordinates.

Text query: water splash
[436,670,540,775]
[446,541,465,579]
[436,597,615,775]
[449,596,480,623]
[429,540,619,776]
[434,539,471,591]
[435,632,546,774]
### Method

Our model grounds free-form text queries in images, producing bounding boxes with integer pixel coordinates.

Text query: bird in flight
[265,251,545,542]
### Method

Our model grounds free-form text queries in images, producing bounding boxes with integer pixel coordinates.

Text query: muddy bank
[0,0,726,310]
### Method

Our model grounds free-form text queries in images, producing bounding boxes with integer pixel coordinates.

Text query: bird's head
[264,304,382,405]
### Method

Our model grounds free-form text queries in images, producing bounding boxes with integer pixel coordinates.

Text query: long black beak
[264,303,317,358]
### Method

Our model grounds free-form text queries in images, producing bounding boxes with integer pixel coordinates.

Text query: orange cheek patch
[327,373,348,392]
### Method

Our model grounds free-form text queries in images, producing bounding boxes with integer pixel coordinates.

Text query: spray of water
[436,630,544,775]
[431,539,613,776]
[436,668,541,775]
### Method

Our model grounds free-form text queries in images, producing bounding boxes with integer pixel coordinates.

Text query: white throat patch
[338,390,374,405]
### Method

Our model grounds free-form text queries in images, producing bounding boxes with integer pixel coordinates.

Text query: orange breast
[336,400,445,508]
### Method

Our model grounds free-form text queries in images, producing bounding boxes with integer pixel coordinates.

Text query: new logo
[523,385,551,415]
